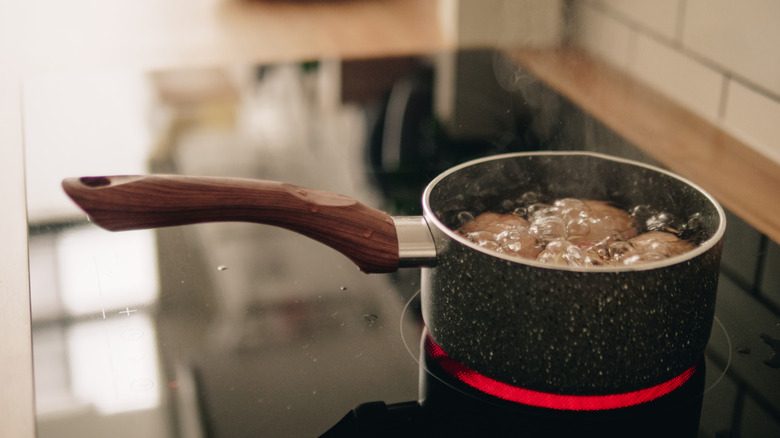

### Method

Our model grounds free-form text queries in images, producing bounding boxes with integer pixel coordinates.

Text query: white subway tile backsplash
[596,0,681,41]
[629,33,723,121]
[572,0,780,167]
[724,80,780,165]
[573,2,635,70]
[683,0,780,98]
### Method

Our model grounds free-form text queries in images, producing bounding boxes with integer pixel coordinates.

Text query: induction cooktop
[24,48,780,437]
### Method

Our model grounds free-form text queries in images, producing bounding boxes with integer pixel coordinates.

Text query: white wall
[572,0,780,164]
[443,0,564,48]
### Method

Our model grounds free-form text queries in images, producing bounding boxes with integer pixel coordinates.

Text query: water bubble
[563,245,587,266]
[504,241,524,254]
[526,202,550,216]
[586,241,608,260]
[535,206,562,219]
[607,239,635,260]
[566,218,590,238]
[554,198,587,211]
[682,212,703,237]
[512,206,528,217]
[457,211,475,225]
[536,239,572,265]
[520,191,541,204]
[501,199,516,211]
[468,231,500,251]
[629,204,655,219]
[646,211,679,232]
[622,252,666,265]
[496,229,527,247]
[530,216,566,240]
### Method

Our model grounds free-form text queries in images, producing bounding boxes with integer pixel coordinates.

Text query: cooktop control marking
[119,307,138,317]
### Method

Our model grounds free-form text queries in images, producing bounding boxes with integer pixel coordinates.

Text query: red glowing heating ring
[425,337,697,411]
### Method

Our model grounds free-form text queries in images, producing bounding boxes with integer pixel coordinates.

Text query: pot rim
[421,151,727,273]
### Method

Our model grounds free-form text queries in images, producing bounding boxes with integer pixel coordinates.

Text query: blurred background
[2,1,779,437]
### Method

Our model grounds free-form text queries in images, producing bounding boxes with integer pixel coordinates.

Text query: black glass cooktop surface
[25,49,780,437]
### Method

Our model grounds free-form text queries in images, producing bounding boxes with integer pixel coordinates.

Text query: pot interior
[424,152,725,267]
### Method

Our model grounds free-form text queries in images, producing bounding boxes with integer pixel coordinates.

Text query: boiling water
[456,194,700,267]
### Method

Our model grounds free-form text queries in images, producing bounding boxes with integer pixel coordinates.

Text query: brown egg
[460,212,541,260]
[629,231,696,257]
[577,200,638,243]
[459,212,530,235]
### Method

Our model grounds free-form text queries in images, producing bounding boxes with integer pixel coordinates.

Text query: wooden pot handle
[62,175,400,273]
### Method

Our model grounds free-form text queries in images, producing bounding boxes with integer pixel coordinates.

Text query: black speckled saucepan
[63,151,726,395]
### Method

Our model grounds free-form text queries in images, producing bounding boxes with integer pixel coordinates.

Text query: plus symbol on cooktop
[119,307,137,317]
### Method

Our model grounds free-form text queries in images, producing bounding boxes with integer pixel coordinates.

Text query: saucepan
[63,151,726,395]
